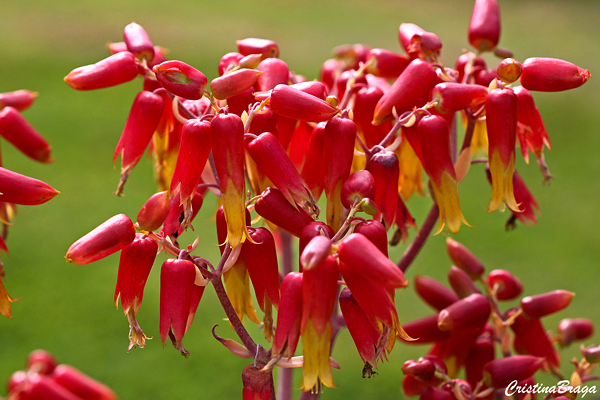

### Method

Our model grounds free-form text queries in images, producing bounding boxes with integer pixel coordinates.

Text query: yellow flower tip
[431,171,469,235]
[301,320,335,391]
[487,151,520,213]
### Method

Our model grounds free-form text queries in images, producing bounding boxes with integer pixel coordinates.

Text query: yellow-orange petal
[430,171,470,234]
[301,320,335,391]
[488,150,520,213]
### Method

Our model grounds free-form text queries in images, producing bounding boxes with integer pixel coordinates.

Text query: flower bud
[218,52,244,75]
[368,150,399,229]
[352,86,391,148]
[337,233,407,289]
[236,38,279,59]
[520,289,574,319]
[0,167,59,206]
[300,235,332,272]
[446,238,485,279]
[372,59,438,125]
[398,23,425,56]
[415,275,459,311]
[242,364,273,400]
[437,293,490,331]
[65,214,135,265]
[449,266,482,298]
[557,318,594,347]
[468,0,501,52]
[520,57,590,92]
[0,107,52,163]
[419,387,453,400]
[455,52,486,84]
[366,48,410,79]
[52,364,117,400]
[27,350,58,375]
[464,334,495,386]
[431,82,488,114]
[300,122,326,200]
[64,52,139,90]
[402,314,451,344]
[246,132,318,217]
[298,222,334,271]
[256,58,289,91]
[272,272,303,359]
[582,344,600,364]
[242,227,281,311]
[210,68,262,100]
[407,31,442,60]
[340,170,376,210]
[137,191,171,232]
[0,89,37,111]
[353,219,388,256]
[153,60,208,100]
[254,187,314,237]
[483,355,543,389]
[123,22,154,63]
[269,84,339,123]
[497,58,522,83]
[486,269,522,300]
[11,372,83,400]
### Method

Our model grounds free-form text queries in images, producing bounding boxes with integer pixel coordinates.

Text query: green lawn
[1,0,599,398]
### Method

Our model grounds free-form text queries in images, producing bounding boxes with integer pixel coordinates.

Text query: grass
[1,0,599,399]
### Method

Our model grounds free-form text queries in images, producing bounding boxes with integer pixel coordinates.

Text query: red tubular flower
[65,214,135,265]
[269,84,339,123]
[272,272,303,359]
[513,86,550,164]
[169,118,212,223]
[415,275,459,311]
[337,233,408,289]
[254,187,314,237]
[300,236,332,272]
[115,233,157,315]
[520,289,574,319]
[483,355,543,389]
[242,364,273,400]
[0,89,37,111]
[352,86,391,148]
[391,193,418,245]
[322,115,357,231]
[153,60,208,100]
[162,189,204,239]
[520,57,591,92]
[0,167,59,206]
[372,59,438,125]
[159,258,203,349]
[113,90,164,195]
[486,269,523,300]
[468,0,501,52]
[437,293,490,331]
[256,58,289,91]
[298,222,334,272]
[123,22,154,63]
[242,227,281,311]
[246,132,318,217]
[486,87,519,213]
[339,287,382,372]
[448,266,481,298]
[441,320,487,377]
[136,190,171,232]
[301,255,339,391]
[511,170,540,226]
[52,364,117,400]
[0,106,52,163]
[368,150,399,229]
[236,38,279,59]
[210,68,262,100]
[366,48,410,79]
[211,111,249,249]
[300,122,327,200]
[64,52,139,90]
[27,349,58,375]
[446,238,485,279]
[509,310,560,369]
[417,115,469,234]
[431,83,488,114]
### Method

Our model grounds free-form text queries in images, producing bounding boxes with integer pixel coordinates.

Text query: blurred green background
[0,0,599,398]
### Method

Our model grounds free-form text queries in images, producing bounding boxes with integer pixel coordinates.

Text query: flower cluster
[0,90,59,318]
[401,238,598,399]
[5,349,117,400]
[57,0,592,396]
